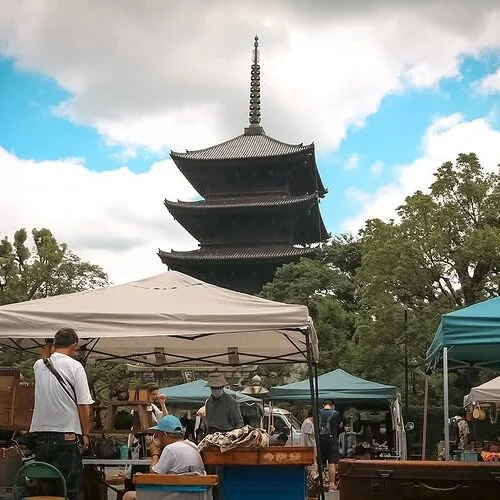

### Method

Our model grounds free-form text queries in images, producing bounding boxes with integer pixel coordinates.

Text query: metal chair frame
[13,460,68,500]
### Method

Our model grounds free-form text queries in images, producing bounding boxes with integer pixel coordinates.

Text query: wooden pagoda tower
[159,36,328,294]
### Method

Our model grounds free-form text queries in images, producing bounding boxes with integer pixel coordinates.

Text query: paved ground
[325,491,340,499]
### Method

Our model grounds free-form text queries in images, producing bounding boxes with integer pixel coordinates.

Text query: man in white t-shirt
[123,415,206,500]
[30,328,94,500]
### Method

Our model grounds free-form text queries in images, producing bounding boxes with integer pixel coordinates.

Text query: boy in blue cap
[123,415,205,500]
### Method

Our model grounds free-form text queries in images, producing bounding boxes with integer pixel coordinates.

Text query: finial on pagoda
[245,35,264,135]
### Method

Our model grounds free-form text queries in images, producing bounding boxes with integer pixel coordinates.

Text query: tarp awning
[464,375,500,407]
[0,271,317,366]
[425,296,500,371]
[159,379,259,406]
[269,368,397,402]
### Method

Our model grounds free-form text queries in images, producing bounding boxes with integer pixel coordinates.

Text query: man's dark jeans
[32,432,84,500]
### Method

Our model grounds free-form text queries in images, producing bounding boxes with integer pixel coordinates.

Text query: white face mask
[380,427,386,435]
[211,388,223,398]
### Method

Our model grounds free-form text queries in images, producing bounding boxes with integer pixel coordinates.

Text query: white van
[263,406,302,446]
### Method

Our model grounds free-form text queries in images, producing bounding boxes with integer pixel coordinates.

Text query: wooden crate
[0,368,34,431]
[202,446,314,466]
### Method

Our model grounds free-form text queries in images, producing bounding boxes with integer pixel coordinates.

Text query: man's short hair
[54,328,78,347]
[307,408,314,418]
[323,400,335,407]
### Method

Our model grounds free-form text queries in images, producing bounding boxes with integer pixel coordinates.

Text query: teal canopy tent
[426,296,500,371]
[269,368,397,403]
[424,296,500,461]
[159,379,260,406]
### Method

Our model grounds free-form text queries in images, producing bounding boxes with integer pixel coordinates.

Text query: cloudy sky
[1,0,500,284]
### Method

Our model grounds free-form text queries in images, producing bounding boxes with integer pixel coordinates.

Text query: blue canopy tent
[424,296,500,460]
[159,379,260,406]
[270,369,406,458]
[269,368,397,404]
[426,296,500,371]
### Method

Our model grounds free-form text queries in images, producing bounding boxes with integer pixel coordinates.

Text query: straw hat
[206,372,228,388]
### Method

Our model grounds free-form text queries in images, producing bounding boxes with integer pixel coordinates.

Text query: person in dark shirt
[205,372,244,433]
[318,400,342,491]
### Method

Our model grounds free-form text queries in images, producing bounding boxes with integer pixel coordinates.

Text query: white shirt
[152,440,205,475]
[151,403,163,424]
[30,352,94,434]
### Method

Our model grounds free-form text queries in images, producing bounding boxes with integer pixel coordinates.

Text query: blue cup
[120,444,129,460]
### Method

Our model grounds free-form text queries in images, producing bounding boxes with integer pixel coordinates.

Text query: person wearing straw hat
[205,372,244,434]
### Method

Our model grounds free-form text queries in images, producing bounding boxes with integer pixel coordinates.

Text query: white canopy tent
[0,271,317,366]
[464,375,500,407]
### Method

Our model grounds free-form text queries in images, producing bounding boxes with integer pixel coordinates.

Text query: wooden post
[422,374,429,460]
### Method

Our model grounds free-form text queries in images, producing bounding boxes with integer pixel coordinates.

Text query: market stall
[463,375,500,461]
[270,368,406,459]
[0,271,324,499]
[159,379,259,406]
[425,296,500,460]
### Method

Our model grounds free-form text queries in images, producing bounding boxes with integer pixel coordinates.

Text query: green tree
[0,228,109,379]
[0,228,108,306]
[260,235,361,376]
[354,153,500,405]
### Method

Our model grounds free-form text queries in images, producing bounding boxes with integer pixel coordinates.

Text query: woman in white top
[146,383,168,423]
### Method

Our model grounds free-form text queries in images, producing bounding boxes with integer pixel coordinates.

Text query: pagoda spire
[245,35,264,135]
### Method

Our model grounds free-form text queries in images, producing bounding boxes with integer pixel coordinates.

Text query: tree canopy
[0,228,108,306]
[262,153,500,406]
[0,228,109,380]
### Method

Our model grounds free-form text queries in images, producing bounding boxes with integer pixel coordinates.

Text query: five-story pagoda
[159,37,328,294]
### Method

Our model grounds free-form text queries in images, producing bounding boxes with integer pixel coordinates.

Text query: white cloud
[341,114,500,231]
[0,1,499,154]
[344,153,360,171]
[474,68,500,94]
[371,160,384,175]
[0,147,198,283]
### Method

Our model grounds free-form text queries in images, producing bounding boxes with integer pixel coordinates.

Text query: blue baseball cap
[150,415,183,434]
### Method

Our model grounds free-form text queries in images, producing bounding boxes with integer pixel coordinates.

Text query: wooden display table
[203,446,314,466]
[202,447,314,500]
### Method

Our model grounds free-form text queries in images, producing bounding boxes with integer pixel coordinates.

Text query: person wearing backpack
[318,400,342,491]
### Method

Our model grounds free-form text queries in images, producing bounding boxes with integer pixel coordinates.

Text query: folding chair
[13,460,68,500]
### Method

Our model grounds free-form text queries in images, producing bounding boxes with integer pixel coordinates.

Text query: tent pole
[443,347,450,460]
[421,374,429,460]
[306,332,325,500]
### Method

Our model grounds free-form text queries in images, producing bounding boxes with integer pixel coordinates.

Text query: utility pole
[404,308,409,416]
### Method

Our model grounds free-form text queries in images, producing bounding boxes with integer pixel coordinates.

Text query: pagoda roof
[158,245,316,264]
[165,193,319,211]
[171,132,314,162]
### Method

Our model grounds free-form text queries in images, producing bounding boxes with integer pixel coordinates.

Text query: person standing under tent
[205,372,244,433]
[300,408,316,448]
[318,400,342,491]
[145,383,169,423]
[300,408,317,472]
[30,328,94,500]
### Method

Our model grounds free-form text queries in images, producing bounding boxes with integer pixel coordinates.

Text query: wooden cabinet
[0,368,34,431]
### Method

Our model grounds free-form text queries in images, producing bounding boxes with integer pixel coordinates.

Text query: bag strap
[320,411,334,432]
[43,357,78,406]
